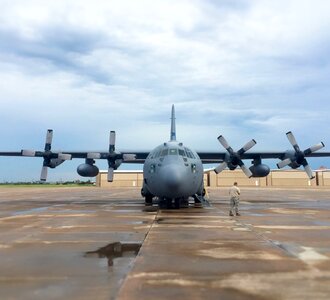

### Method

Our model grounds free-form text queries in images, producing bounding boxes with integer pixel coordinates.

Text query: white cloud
[0,0,330,181]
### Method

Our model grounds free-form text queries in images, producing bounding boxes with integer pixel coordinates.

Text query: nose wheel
[159,197,184,209]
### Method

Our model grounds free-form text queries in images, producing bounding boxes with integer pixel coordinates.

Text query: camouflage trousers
[230,197,240,215]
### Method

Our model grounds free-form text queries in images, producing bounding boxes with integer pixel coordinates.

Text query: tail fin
[170,104,176,141]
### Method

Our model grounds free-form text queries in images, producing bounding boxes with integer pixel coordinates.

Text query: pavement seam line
[115,206,159,299]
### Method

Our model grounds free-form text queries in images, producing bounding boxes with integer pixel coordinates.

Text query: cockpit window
[154,150,160,158]
[169,149,178,155]
[178,149,186,156]
[160,149,168,157]
[184,147,195,159]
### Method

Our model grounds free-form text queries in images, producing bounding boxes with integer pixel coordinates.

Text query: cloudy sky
[1,0,330,182]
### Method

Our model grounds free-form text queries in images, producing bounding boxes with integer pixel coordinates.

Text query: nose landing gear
[158,197,189,209]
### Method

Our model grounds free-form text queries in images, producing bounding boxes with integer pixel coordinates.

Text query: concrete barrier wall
[96,169,330,188]
[316,171,330,187]
[268,170,316,187]
[211,170,267,187]
[96,171,143,188]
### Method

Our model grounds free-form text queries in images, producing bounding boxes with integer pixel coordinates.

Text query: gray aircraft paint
[142,105,204,200]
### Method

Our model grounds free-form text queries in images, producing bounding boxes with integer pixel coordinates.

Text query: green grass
[0,183,95,188]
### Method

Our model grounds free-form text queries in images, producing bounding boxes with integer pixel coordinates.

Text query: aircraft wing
[0,129,149,182]
[65,151,149,163]
[0,152,23,157]
[197,151,330,164]
[0,151,149,163]
[196,132,330,179]
[0,148,149,182]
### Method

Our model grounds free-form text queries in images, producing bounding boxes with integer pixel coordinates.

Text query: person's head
[234,182,238,186]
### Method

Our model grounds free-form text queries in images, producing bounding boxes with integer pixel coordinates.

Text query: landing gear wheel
[174,198,180,209]
[181,198,189,208]
[145,195,153,206]
[193,195,203,208]
[166,198,172,209]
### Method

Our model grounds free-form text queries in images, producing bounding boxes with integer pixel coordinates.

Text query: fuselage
[143,140,204,199]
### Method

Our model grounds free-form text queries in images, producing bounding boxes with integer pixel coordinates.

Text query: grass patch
[0,182,95,188]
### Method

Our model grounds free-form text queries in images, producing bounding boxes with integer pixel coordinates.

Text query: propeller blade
[303,164,314,179]
[109,131,116,153]
[217,135,230,150]
[107,167,114,182]
[286,131,300,151]
[277,158,292,169]
[240,163,253,178]
[304,142,325,155]
[238,139,257,154]
[21,150,36,157]
[40,166,48,181]
[44,129,53,151]
[214,162,227,174]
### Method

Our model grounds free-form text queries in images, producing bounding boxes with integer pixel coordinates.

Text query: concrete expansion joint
[116,207,159,297]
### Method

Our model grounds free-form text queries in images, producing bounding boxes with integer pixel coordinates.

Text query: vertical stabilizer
[170,104,176,141]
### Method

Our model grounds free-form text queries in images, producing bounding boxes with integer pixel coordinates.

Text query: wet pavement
[0,187,330,299]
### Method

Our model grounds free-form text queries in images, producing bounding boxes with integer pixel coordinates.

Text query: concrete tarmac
[0,187,330,299]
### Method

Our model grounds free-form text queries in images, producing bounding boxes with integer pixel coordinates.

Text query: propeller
[85,131,136,182]
[21,129,71,181]
[107,131,116,182]
[215,135,257,178]
[276,131,324,179]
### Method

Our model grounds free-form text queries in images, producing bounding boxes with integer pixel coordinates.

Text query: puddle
[84,242,142,266]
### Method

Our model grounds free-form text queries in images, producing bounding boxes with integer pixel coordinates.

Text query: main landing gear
[157,197,189,209]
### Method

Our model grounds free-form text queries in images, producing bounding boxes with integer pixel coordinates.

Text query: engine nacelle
[77,163,99,177]
[281,150,301,169]
[49,158,65,168]
[249,164,270,177]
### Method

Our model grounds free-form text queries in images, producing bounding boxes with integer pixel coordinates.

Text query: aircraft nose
[161,165,184,191]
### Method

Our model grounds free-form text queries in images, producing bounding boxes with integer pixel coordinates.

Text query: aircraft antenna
[170,104,176,141]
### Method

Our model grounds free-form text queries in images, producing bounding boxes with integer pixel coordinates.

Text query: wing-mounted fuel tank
[248,157,270,177]
[76,131,136,180]
[77,159,99,177]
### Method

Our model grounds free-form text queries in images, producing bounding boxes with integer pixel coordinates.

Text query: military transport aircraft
[1,105,330,208]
